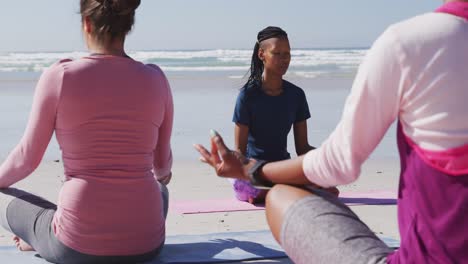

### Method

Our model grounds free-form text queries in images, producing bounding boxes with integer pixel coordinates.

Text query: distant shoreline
[0,47,371,54]
[0,49,367,80]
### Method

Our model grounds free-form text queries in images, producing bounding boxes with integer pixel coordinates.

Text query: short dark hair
[80,0,141,41]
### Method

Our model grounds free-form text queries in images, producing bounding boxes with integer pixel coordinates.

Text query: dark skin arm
[234,123,249,155]
[231,121,313,183]
[293,120,315,155]
[194,131,311,185]
[235,123,272,203]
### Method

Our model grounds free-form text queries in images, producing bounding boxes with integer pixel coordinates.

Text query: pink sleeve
[0,62,64,188]
[152,69,174,179]
[302,27,408,187]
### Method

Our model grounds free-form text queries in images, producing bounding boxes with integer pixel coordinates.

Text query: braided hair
[244,26,288,88]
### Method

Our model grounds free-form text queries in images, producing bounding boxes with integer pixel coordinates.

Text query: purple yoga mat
[170,190,397,214]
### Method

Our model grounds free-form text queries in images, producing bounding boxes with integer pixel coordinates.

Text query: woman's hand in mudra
[194,130,255,181]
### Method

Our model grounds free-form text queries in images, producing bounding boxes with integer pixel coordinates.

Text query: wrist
[158,172,172,185]
[248,159,274,189]
[242,159,256,181]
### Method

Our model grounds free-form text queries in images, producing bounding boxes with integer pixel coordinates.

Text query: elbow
[342,166,361,185]
[0,160,38,189]
[321,151,362,186]
[0,147,42,188]
[324,165,360,187]
[303,144,362,187]
[154,151,173,177]
[335,155,362,185]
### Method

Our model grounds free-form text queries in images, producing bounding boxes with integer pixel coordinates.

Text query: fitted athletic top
[0,54,173,255]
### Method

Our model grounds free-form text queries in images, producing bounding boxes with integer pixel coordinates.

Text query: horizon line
[0,46,370,54]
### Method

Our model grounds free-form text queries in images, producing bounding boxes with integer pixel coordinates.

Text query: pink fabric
[170,190,397,214]
[171,198,265,214]
[303,10,468,187]
[436,1,468,19]
[400,1,468,176]
[386,122,468,263]
[0,55,174,255]
[404,133,468,176]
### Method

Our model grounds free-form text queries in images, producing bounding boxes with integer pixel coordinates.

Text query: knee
[265,185,289,243]
[265,184,289,210]
[265,185,315,244]
[266,185,315,223]
[266,184,313,211]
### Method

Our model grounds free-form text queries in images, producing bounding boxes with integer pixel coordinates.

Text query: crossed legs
[0,184,170,263]
[265,184,393,264]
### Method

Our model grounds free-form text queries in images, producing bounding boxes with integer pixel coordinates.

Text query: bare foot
[13,236,34,251]
[247,190,268,204]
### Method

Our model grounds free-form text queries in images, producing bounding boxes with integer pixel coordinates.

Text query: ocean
[0,48,399,161]
[0,48,366,78]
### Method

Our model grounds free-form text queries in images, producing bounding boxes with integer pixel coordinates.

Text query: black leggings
[0,186,169,264]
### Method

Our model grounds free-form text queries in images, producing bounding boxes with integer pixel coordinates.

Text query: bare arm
[195,132,312,186]
[293,120,315,156]
[234,123,249,155]
[261,155,310,185]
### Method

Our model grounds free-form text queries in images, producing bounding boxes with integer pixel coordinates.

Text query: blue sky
[0,0,440,52]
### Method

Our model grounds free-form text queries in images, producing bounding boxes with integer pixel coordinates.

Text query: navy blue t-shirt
[232,80,311,161]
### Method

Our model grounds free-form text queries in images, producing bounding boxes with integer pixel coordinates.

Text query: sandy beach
[0,68,401,263]
[0,158,400,263]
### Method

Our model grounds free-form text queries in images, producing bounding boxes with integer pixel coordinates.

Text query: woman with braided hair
[231,26,324,204]
[0,0,173,263]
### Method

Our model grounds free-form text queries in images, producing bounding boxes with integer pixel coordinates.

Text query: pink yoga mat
[170,190,397,214]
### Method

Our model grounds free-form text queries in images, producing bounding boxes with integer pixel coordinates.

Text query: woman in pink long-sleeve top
[195,1,468,263]
[0,0,173,263]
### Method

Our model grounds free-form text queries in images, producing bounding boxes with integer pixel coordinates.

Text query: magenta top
[0,55,174,255]
[386,123,468,263]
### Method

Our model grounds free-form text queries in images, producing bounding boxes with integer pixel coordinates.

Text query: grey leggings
[280,188,394,264]
[0,184,169,264]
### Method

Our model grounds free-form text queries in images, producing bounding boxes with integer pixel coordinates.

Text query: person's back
[0,1,174,263]
[379,8,468,263]
[294,4,468,263]
[392,12,468,148]
[53,56,171,255]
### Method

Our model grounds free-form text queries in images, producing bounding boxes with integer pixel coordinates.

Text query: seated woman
[195,1,468,263]
[0,0,173,263]
[232,26,315,204]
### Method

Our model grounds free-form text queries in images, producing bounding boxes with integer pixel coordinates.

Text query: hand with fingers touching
[194,129,257,181]
[194,130,340,198]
